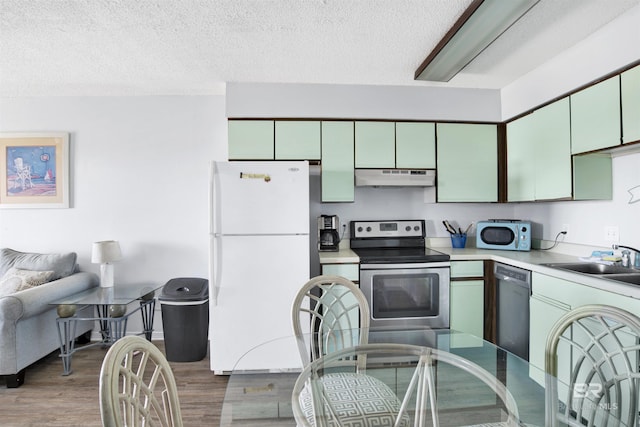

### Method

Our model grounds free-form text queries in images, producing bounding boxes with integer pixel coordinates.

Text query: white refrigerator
[209,160,310,373]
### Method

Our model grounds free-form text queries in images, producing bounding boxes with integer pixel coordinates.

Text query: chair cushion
[299,372,410,427]
[0,248,77,280]
[0,267,55,297]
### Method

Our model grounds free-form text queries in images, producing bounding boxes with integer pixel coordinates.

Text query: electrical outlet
[605,225,620,242]
[561,224,570,235]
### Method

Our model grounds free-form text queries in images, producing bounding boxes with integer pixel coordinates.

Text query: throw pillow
[0,248,77,280]
[0,267,55,297]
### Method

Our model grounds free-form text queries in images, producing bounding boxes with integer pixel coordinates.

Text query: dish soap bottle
[621,250,631,268]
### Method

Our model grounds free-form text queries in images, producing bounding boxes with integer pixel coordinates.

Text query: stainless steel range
[350,220,451,330]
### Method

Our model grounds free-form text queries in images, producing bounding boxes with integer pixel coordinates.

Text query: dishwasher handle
[494,264,531,290]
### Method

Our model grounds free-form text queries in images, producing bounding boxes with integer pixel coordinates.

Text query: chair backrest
[291,275,370,366]
[545,304,640,427]
[99,336,183,427]
[292,343,521,427]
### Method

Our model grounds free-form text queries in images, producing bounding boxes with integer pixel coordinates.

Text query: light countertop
[318,241,640,300]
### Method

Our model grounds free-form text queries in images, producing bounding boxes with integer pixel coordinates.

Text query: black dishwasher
[495,263,531,361]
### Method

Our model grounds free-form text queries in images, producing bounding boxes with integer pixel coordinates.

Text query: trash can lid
[160,277,208,301]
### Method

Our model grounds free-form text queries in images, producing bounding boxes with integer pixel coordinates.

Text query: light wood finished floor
[0,341,227,427]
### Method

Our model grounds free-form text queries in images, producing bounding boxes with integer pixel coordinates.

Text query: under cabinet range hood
[355,169,436,187]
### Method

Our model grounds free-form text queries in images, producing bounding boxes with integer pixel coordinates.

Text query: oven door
[359,262,450,329]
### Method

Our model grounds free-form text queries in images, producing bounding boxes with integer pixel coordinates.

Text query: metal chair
[292,276,411,426]
[291,274,370,367]
[292,343,521,427]
[545,304,640,427]
[99,336,183,427]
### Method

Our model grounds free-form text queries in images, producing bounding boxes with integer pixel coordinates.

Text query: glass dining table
[221,328,554,427]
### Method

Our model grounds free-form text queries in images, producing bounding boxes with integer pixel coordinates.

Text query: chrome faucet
[612,244,640,268]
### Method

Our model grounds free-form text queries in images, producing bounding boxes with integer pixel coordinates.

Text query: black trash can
[159,277,209,362]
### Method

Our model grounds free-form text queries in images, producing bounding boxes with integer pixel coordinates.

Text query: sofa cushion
[0,248,77,280]
[0,267,55,297]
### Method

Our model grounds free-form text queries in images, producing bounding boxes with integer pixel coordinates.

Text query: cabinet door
[437,123,498,202]
[571,76,621,154]
[450,261,483,279]
[507,113,537,201]
[354,122,395,168]
[322,264,359,282]
[228,120,274,160]
[622,64,640,144]
[573,153,612,200]
[321,121,355,202]
[534,98,572,200]
[395,122,436,169]
[275,121,321,160]
[450,280,484,347]
[529,295,570,388]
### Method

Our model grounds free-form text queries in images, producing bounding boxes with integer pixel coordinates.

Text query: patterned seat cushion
[299,372,410,427]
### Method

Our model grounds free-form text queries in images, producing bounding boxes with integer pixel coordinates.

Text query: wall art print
[0,132,69,208]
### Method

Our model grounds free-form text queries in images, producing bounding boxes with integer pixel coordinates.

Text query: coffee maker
[318,215,340,252]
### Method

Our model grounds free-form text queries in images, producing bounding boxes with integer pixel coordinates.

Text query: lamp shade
[91,240,122,264]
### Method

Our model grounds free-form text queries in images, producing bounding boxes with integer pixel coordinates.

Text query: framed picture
[0,132,70,209]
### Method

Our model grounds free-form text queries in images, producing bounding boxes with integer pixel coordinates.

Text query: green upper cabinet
[228,120,274,160]
[506,112,537,201]
[354,122,395,168]
[321,121,355,202]
[395,122,436,169]
[275,121,321,160]
[573,153,612,200]
[570,75,621,154]
[534,98,572,200]
[622,64,640,144]
[436,123,498,202]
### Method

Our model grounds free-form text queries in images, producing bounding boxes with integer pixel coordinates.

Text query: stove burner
[350,219,450,264]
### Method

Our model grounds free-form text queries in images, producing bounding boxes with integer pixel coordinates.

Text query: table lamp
[91,240,122,288]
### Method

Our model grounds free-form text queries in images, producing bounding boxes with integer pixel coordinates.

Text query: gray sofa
[0,248,99,387]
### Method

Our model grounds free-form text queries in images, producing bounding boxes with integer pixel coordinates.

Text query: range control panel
[351,220,425,239]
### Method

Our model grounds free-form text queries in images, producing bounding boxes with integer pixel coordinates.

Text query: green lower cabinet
[321,263,359,282]
[321,121,354,202]
[530,271,640,392]
[529,295,570,389]
[436,123,498,202]
[450,280,484,347]
[321,263,360,347]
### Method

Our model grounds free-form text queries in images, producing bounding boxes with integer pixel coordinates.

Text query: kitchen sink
[543,262,640,287]
[543,262,637,275]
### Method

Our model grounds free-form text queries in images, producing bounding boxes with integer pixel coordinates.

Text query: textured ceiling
[0,0,638,96]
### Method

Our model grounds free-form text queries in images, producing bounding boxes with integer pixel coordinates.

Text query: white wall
[513,152,640,249]
[227,82,502,122]
[0,95,227,336]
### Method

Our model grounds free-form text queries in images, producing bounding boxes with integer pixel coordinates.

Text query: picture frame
[0,132,70,209]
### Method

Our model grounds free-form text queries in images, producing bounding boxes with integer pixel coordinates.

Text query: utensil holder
[450,234,467,248]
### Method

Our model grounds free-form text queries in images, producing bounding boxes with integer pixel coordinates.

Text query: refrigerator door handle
[210,234,222,306]
[209,161,220,235]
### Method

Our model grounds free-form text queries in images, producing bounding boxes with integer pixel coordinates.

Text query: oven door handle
[360,262,450,270]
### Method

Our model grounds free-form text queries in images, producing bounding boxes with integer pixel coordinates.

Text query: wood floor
[0,341,228,427]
